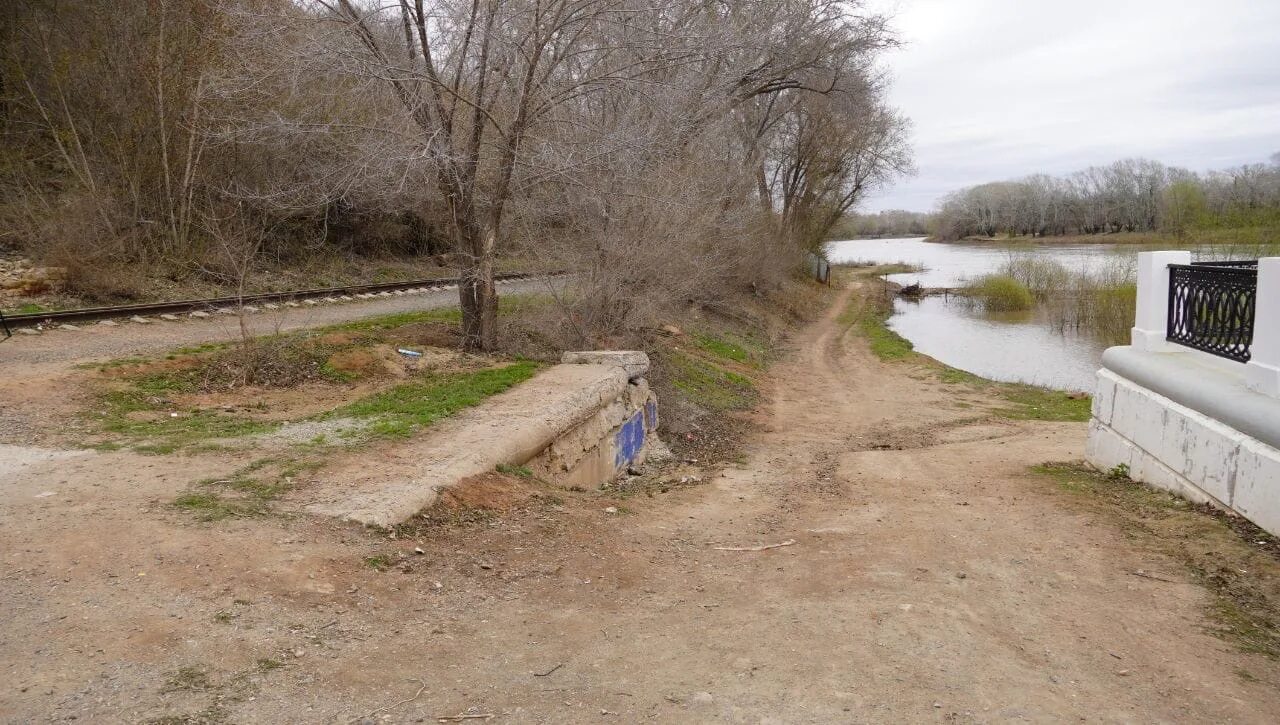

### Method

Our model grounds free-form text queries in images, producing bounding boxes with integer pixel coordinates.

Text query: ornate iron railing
[1167,262,1257,362]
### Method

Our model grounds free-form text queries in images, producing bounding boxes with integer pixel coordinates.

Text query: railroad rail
[0,270,557,332]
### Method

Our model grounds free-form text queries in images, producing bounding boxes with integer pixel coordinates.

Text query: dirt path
[3,281,1279,722]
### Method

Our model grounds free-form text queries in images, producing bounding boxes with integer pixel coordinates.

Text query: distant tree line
[831,209,930,238]
[932,155,1280,241]
[0,0,910,349]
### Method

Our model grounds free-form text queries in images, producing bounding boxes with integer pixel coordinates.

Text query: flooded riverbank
[827,237,1146,391]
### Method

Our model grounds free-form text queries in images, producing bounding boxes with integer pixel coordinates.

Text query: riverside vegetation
[840,266,1091,422]
[963,255,1139,345]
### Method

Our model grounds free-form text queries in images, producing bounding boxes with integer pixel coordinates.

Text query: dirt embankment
[2,278,1280,722]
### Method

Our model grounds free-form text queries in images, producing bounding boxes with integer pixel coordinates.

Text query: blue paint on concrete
[644,399,659,432]
[614,410,647,470]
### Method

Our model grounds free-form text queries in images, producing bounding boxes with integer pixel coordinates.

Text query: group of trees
[0,0,910,349]
[932,155,1280,241]
[832,209,930,238]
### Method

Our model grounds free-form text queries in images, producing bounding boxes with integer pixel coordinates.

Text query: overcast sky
[862,0,1280,213]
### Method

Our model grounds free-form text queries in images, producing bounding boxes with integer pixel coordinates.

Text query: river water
[826,237,1149,392]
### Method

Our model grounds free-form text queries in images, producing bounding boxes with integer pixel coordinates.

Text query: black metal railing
[1167,262,1257,362]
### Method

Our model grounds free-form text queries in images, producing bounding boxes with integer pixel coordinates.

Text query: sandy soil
[2,281,1279,723]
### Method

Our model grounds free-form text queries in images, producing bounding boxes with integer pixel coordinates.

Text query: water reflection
[826,237,1147,392]
[890,294,1102,392]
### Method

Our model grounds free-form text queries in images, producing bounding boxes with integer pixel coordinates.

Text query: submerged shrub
[966,275,1035,311]
[996,256,1070,299]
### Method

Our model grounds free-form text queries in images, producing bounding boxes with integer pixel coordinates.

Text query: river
[826,237,1151,392]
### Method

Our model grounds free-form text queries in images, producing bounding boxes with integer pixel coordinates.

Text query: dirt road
[2,281,1278,722]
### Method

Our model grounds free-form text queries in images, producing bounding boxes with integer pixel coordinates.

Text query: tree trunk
[458,225,498,351]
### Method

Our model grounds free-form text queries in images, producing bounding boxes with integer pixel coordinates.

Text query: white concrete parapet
[1089,251,1280,536]
[1131,250,1191,352]
[1245,257,1280,399]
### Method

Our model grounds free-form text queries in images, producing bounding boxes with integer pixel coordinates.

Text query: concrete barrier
[1088,352,1280,536]
[308,351,660,527]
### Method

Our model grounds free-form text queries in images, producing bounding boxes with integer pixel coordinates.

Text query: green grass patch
[840,295,914,361]
[173,491,268,521]
[173,458,315,522]
[496,463,534,478]
[94,388,279,454]
[323,295,551,333]
[991,384,1092,422]
[364,554,395,571]
[323,308,461,332]
[329,361,540,438]
[665,349,757,411]
[692,331,765,368]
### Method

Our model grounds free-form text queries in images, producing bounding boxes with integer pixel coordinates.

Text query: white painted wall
[1088,369,1280,535]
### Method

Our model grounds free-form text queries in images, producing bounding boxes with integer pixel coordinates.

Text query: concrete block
[308,363,630,527]
[1092,370,1117,425]
[1159,404,1240,505]
[1085,419,1135,475]
[562,350,650,380]
[1232,438,1280,537]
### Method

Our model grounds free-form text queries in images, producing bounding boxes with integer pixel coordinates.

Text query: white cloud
[863,0,1280,211]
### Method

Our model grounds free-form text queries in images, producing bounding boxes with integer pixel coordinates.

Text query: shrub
[966,274,1034,312]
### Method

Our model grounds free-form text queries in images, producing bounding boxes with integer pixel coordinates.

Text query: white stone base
[1087,369,1280,535]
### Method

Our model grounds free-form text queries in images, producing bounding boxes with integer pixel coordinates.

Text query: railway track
[0,270,558,333]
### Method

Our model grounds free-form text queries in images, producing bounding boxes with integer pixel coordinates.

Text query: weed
[1107,463,1131,480]
[496,463,533,478]
[173,492,266,521]
[364,554,394,571]
[212,611,235,624]
[162,666,212,693]
[255,658,284,672]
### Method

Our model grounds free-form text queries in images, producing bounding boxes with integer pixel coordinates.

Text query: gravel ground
[0,277,557,373]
